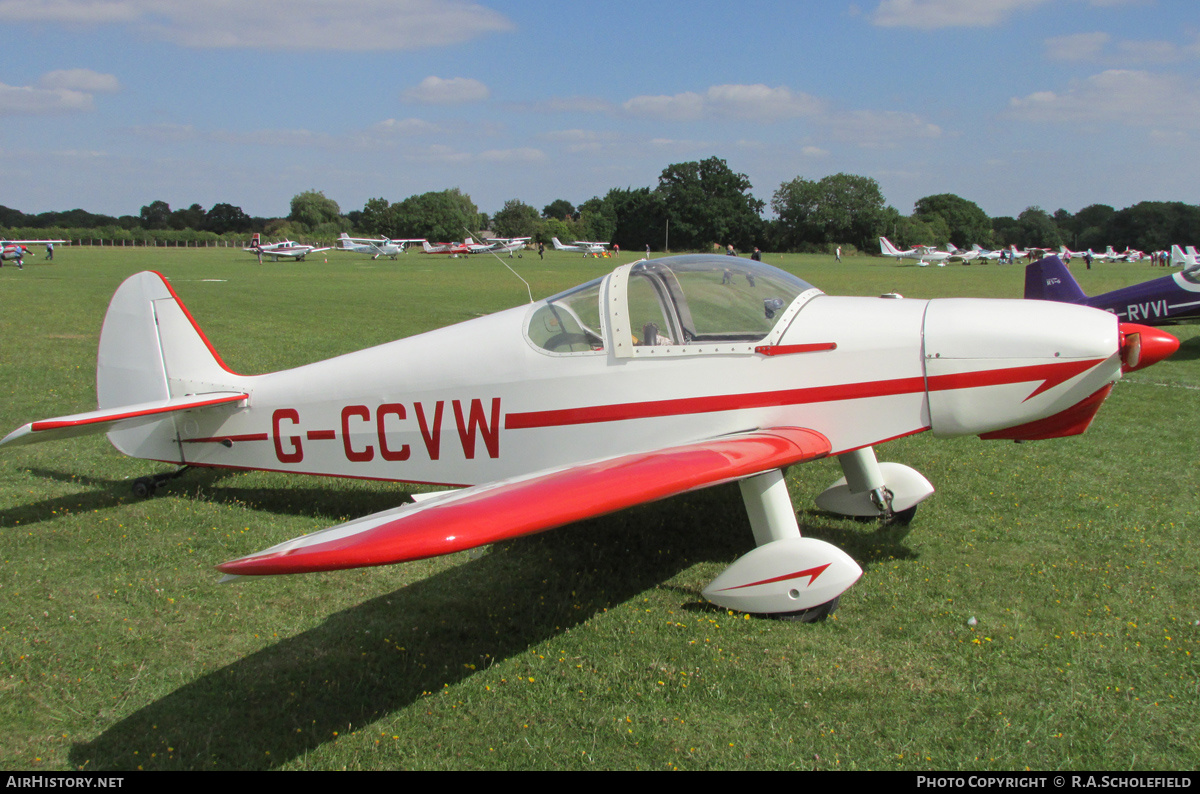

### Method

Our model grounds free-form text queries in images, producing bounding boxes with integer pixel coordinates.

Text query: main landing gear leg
[701,469,863,622]
[815,446,934,525]
[132,466,191,498]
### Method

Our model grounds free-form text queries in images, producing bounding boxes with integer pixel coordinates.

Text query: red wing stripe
[216,427,832,576]
[505,359,1106,430]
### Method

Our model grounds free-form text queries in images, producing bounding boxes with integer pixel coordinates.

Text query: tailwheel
[131,477,157,498]
[130,466,191,498]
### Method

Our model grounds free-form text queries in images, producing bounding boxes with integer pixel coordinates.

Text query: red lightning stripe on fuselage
[505,358,1106,430]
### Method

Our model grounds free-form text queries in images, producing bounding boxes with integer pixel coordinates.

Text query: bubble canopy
[526,255,818,356]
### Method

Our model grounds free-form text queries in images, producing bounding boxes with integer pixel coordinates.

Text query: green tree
[289,190,342,230]
[357,198,394,237]
[912,193,992,248]
[390,188,481,242]
[656,156,764,251]
[605,187,668,251]
[492,199,540,238]
[203,203,252,234]
[772,173,888,251]
[542,199,576,220]
[139,200,171,229]
[168,203,206,231]
[1015,206,1062,249]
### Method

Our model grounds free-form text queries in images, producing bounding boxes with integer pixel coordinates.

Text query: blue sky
[1,0,1197,222]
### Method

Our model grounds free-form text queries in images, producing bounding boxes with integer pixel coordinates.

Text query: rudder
[98,271,243,458]
[1024,255,1087,303]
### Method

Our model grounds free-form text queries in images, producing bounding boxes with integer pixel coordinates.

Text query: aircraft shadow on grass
[63,480,910,771]
[1165,334,1200,363]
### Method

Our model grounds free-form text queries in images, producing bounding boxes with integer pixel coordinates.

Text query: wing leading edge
[217,426,831,577]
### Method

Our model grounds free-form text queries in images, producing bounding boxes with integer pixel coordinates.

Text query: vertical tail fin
[98,271,243,458]
[1024,256,1087,303]
[879,237,900,256]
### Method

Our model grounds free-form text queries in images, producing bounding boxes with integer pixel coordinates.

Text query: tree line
[4,158,1198,254]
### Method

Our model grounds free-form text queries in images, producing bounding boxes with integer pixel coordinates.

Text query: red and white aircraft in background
[0,255,1177,619]
[245,233,330,262]
[1,238,66,265]
[879,237,950,266]
[421,239,482,255]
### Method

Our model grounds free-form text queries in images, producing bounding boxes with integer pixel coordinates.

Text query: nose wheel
[816,447,934,522]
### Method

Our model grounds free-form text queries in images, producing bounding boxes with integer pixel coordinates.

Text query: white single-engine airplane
[0,255,1178,619]
[336,233,425,260]
[482,237,531,256]
[245,233,331,262]
[552,237,609,256]
[878,237,949,266]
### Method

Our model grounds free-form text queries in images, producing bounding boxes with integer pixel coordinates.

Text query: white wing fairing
[0,255,1177,618]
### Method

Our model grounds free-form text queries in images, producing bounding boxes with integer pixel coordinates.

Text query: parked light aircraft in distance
[245,233,330,262]
[878,237,951,266]
[1026,254,1200,325]
[336,233,425,260]
[1,238,66,264]
[552,237,609,255]
[421,240,474,255]
[971,245,1004,262]
[482,237,531,256]
[1172,245,1200,267]
[946,243,978,264]
[0,255,1178,619]
[878,237,920,263]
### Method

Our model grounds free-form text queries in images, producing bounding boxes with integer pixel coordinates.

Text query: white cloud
[623,84,825,122]
[0,82,93,113]
[1045,31,1200,63]
[367,118,440,136]
[821,109,942,148]
[37,68,120,93]
[402,76,490,104]
[0,69,118,113]
[526,96,614,114]
[870,0,1049,29]
[477,147,545,163]
[1008,69,1200,127]
[1044,31,1110,60]
[620,82,940,151]
[0,0,514,50]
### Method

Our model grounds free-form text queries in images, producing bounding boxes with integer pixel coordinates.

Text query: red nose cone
[1119,323,1180,372]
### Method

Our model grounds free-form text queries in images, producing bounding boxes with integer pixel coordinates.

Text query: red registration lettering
[376,403,411,462]
[341,405,373,462]
[272,408,303,463]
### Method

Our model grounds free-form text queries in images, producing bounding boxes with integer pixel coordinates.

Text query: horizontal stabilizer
[0,392,247,449]
[217,426,831,576]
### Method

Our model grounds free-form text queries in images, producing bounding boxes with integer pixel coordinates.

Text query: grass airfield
[0,246,1196,771]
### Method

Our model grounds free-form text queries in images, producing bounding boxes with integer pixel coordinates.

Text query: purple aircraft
[1025,255,1200,326]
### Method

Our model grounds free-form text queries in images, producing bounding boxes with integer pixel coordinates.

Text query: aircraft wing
[216,426,831,577]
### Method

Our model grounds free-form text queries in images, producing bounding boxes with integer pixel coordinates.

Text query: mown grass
[0,247,1196,770]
